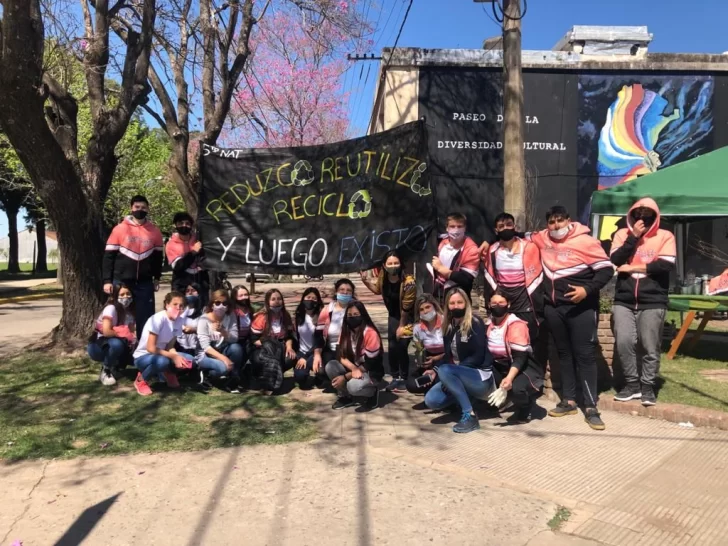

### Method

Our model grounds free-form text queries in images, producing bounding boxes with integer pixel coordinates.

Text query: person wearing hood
[430,212,481,302]
[166,212,210,308]
[103,195,164,338]
[610,198,676,407]
[527,206,614,430]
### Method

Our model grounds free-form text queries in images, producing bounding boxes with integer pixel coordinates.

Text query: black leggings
[543,304,599,408]
[388,315,411,380]
[492,368,539,409]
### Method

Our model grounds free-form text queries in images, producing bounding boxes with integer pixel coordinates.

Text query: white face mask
[420,310,437,322]
[447,228,465,241]
[549,226,569,240]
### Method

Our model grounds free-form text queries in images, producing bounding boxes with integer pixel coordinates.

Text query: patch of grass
[547,506,571,531]
[0,263,58,281]
[666,310,728,334]
[656,342,728,413]
[0,353,316,461]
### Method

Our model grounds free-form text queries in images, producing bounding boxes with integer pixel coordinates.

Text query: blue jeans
[198,343,245,379]
[87,337,128,370]
[135,351,194,381]
[118,279,155,339]
[424,364,494,414]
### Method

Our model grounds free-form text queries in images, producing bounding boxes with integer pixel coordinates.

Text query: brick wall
[597,313,615,366]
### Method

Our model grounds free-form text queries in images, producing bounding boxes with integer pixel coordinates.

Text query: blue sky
[3,0,726,238]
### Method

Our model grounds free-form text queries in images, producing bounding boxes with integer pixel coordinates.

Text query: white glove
[487,387,508,408]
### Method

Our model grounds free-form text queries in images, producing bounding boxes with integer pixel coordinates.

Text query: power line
[367,0,414,133]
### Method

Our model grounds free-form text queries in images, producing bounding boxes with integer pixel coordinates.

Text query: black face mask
[132,210,148,220]
[237,298,250,307]
[641,216,656,228]
[497,228,516,242]
[177,226,192,235]
[346,316,364,329]
[490,305,508,319]
[450,308,466,319]
[303,300,317,311]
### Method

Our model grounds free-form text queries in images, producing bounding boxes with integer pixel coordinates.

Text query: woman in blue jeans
[87,283,136,386]
[424,287,494,433]
[195,289,245,389]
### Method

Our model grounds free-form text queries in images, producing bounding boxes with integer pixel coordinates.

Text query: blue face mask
[336,294,352,305]
[185,295,199,308]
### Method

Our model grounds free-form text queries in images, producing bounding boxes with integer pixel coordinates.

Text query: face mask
[270,305,283,313]
[303,300,317,311]
[549,226,569,240]
[420,310,437,322]
[346,315,364,329]
[131,210,148,220]
[213,304,227,317]
[166,306,181,320]
[177,226,192,236]
[497,228,516,242]
[385,266,401,276]
[236,298,250,307]
[337,294,352,305]
[185,295,199,308]
[490,305,508,319]
[118,297,133,308]
[450,308,466,319]
[641,215,656,228]
[447,228,465,241]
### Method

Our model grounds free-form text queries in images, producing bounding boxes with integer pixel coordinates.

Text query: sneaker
[453,412,480,433]
[514,406,531,424]
[584,407,606,430]
[386,379,406,392]
[198,370,212,390]
[163,371,181,388]
[548,400,578,418]
[99,368,117,386]
[614,384,642,402]
[225,378,244,394]
[360,389,380,410]
[641,385,657,406]
[134,373,153,396]
[332,396,356,410]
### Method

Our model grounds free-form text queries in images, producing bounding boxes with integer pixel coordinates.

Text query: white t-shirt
[439,243,460,270]
[95,304,134,338]
[327,308,345,350]
[297,314,316,354]
[133,310,184,358]
[177,312,200,352]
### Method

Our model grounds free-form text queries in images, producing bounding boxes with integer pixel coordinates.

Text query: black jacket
[442,315,493,370]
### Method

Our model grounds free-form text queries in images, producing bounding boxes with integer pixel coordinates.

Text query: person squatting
[89,196,675,433]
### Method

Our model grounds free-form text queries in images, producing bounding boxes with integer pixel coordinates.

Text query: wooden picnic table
[666,294,728,359]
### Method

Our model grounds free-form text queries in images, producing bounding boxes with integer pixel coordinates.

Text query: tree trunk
[5,206,20,273]
[35,218,48,273]
[170,141,199,218]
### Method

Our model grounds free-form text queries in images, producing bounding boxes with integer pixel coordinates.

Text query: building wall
[0,230,58,263]
[373,68,419,132]
[374,56,728,276]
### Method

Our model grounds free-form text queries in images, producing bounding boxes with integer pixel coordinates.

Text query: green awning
[591,146,728,217]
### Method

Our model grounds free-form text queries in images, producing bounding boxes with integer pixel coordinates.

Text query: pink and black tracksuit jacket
[103,216,163,284]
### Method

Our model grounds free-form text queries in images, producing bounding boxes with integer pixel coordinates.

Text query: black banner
[198,121,435,274]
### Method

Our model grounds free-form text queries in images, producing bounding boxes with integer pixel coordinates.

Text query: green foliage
[0,353,317,461]
[548,506,571,531]
[105,121,184,235]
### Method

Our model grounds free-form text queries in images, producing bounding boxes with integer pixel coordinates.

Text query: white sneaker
[99,368,117,386]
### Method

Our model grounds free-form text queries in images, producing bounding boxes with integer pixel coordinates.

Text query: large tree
[0,0,156,343]
[0,138,30,273]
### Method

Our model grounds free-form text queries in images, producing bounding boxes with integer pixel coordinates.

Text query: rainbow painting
[596,84,680,189]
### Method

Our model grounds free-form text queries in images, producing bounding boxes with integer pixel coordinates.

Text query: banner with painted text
[199,121,435,274]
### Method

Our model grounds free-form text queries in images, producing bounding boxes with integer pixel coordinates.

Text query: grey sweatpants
[612,305,666,386]
[325,360,377,398]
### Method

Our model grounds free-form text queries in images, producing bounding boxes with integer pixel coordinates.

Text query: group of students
[87,193,677,434]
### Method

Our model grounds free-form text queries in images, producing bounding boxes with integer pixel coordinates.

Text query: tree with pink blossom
[227,2,372,148]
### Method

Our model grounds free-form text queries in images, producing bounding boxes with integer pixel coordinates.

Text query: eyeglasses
[213,300,227,306]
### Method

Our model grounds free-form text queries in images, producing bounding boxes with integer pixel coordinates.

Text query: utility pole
[477,0,526,227]
[502,0,526,228]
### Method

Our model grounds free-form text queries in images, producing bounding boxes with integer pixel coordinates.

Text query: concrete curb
[0,291,64,306]
[544,387,728,430]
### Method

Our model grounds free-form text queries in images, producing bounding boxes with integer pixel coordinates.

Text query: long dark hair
[104,283,135,325]
[254,288,293,338]
[336,300,380,362]
[185,282,203,319]
[232,284,251,313]
[296,287,323,326]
